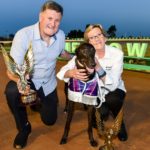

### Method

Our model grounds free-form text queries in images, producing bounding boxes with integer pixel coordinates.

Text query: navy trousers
[5,80,58,131]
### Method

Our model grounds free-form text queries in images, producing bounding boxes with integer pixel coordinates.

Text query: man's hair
[41,0,63,15]
[84,24,107,42]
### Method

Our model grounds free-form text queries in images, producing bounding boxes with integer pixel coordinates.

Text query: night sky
[0,0,150,37]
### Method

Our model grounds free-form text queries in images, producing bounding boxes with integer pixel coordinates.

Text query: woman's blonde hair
[84,24,107,42]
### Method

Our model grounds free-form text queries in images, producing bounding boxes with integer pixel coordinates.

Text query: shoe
[13,122,31,149]
[118,122,128,141]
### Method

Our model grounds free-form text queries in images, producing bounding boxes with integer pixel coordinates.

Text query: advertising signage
[65,39,150,72]
[0,39,150,72]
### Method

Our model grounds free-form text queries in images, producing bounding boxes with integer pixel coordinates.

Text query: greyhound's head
[75,43,96,80]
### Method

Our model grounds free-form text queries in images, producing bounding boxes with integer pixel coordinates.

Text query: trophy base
[21,90,37,106]
[99,144,114,150]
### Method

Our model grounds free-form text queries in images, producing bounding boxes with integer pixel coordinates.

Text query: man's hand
[17,79,30,95]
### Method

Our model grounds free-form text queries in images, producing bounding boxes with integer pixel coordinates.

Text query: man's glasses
[89,33,103,41]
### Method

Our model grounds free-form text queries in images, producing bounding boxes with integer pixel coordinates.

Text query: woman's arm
[57,56,88,82]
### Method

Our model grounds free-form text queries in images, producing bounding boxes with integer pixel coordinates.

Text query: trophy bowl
[21,89,37,105]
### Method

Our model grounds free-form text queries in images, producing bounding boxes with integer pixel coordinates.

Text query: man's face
[39,9,62,37]
[87,27,106,51]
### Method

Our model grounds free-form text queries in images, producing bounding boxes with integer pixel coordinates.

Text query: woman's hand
[66,68,89,81]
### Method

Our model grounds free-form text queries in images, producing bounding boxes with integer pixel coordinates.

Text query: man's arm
[59,50,74,60]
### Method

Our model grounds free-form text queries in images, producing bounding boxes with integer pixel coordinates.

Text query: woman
[84,24,127,141]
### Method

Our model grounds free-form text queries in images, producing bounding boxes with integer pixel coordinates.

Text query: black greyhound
[60,43,98,147]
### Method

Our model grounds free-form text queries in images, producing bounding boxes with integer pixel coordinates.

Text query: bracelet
[97,68,106,78]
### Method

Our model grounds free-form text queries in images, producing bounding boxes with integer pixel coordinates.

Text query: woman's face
[87,27,106,51]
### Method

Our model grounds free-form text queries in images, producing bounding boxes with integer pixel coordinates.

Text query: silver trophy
[1,43,37,105]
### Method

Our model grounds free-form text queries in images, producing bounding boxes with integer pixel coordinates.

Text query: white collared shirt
[96,45,126,94]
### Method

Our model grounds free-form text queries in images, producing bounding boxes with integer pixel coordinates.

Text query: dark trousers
[93,88,126,123]
[5,80,58,131]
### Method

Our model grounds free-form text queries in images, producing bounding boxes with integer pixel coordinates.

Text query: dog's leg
[64,83,69,113]
[83,104,88,110]
[87,106,98,147]
[60,101,75,144]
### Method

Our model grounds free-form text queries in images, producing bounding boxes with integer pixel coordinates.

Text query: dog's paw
[60,138,67,145]
[63,108,68,114]
[90,140,98,147]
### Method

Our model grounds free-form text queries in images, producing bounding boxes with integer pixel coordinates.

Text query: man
[5,1,69,149]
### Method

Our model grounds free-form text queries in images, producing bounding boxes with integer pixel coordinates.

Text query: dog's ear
[75,44,82,57]
[75,48,78,56]
[75,42,86,58]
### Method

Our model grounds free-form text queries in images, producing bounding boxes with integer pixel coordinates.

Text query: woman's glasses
[89,33,103,41]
